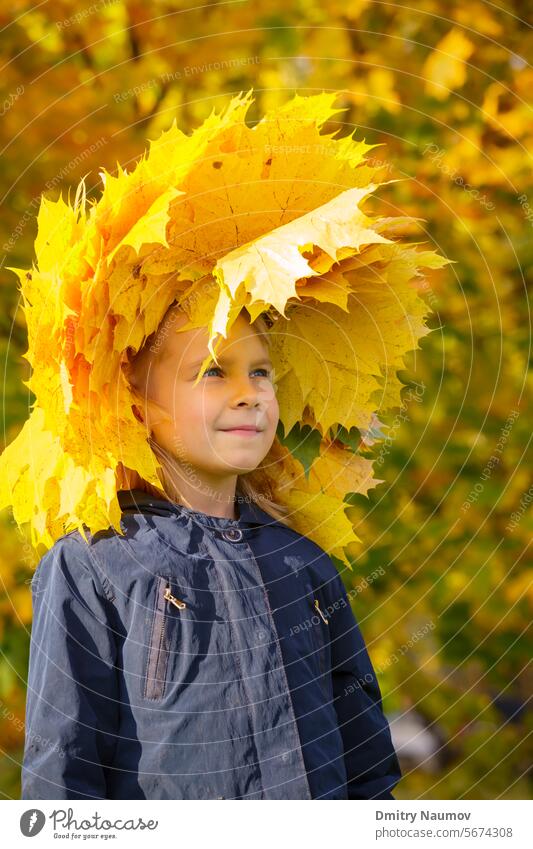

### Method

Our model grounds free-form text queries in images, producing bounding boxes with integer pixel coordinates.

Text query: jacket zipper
[314,598,329,624]
[164,586,187,610]
[145,577,173,700]
[145,582,186,700]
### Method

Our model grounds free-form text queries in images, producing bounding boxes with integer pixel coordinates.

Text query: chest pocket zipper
[144,577,187,701]
[311,597,330,690]
[164,587,187,609]
[314,598,329,624]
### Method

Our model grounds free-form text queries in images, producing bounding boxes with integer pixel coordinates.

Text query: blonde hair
[120,303,293,527]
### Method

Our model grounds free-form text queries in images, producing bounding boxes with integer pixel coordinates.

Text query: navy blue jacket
[21,489,401,800]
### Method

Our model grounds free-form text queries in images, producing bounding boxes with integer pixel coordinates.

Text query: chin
[219,456,263,473]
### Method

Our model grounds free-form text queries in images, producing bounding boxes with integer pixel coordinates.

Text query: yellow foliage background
[0,0,531,800]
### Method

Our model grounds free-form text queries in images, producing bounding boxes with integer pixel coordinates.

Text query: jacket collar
[117,488,280,529]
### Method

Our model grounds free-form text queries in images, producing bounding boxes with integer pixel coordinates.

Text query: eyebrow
[188,356,273,370]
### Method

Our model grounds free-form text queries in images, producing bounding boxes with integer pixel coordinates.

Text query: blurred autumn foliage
[0,0,531,800]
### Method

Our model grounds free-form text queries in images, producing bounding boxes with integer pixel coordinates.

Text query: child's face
[135,310,279,485]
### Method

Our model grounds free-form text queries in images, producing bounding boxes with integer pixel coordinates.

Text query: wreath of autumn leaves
[0,89,449,562]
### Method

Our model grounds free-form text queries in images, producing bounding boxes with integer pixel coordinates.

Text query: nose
[230,374,270,407]
[232,382,261,407]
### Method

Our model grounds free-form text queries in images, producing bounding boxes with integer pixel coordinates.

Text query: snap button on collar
[221,527,243,542]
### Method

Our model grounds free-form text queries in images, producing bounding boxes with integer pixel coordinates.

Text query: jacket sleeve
[21,538,120,800]
[326,571,402,800]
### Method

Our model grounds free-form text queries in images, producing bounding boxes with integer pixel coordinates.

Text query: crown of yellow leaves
[0,89,449,563]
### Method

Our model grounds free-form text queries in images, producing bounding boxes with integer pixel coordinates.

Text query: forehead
[162,312,269,365]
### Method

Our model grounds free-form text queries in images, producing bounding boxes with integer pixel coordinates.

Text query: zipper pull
[314,598,329,624]
[164,586,187,610]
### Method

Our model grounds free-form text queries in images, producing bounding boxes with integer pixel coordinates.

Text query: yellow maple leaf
[308,439,384,501]
[213,183,393,314]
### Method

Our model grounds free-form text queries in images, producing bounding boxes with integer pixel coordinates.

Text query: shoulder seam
[53,535,117,604]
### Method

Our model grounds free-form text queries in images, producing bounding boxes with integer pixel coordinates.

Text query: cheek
[268,394,280,424]
[168,391,217,434]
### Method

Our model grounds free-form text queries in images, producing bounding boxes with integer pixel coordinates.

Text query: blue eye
[202,367,272,378]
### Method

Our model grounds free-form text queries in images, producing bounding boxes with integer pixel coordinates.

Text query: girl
[3,89,442,800]
[21,299,402,800]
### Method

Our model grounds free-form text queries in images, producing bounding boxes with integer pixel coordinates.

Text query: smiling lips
[220,425,262,436]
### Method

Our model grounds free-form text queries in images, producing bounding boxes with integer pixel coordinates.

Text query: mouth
[220,426,262,436]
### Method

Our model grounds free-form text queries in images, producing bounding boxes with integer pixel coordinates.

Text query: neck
[160,463,240,519]
[117,462,241,520]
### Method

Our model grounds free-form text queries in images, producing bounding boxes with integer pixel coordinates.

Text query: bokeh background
[0,0,531,800]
